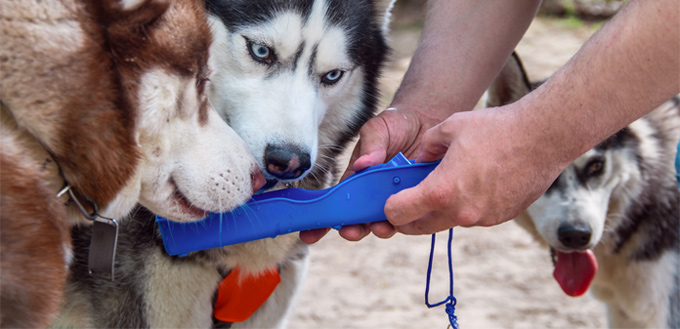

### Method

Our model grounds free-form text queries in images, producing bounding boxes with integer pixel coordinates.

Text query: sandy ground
[287,15,611,329]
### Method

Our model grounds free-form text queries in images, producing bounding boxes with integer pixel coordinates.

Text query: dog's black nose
[264,144,311,180]
[557,224,592,249]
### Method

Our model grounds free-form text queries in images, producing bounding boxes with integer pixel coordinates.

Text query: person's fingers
[338,224,371,241]
[352,151,387,172]
[352,114,394,171]
[299,227,331,244]
[383,180,438,227]
[395,216,443,235]
[384,119,458,227]
[340,114,392,181]
[416,120,455,163]
[337,222,397,240]
[369,221,397,238]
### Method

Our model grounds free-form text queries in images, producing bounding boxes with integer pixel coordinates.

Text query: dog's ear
[97,0,170,31]
[484,51,533,108]
[375,0,397,35]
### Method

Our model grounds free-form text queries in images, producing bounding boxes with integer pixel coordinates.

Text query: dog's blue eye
[247,40,273,64]
[321,70,344,85]
[252,44,269,58]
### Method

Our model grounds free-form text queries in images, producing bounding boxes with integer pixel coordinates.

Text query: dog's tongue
[553,250,597,297]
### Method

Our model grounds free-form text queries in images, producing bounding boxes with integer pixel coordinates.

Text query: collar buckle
[57,184,118,281]
[57,185,98,221]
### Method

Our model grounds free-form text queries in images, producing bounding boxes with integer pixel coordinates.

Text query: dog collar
[213,266,281,323]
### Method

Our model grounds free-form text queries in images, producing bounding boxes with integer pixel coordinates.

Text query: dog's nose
[250,167,266,193]
[264,144,311,180]
[557,223,592,249]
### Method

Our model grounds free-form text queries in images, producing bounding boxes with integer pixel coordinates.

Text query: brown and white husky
[53,0,395,328]
[0,0,264,327]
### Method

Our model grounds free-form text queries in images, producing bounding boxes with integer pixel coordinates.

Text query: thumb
[339,136,388,181]
[416,121,452,163]
[384,181,434,227]
[341,115,393,181]
[353,117,392,171]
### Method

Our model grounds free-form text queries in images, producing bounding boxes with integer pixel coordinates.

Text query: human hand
[384,106,563,234]
[299,106,444,244]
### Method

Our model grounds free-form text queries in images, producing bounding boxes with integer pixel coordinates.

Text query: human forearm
[392,0,542,119]
[514,0,680,169]
[384,0,680,235]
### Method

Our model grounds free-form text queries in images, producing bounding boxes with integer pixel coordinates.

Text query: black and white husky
[54,0,393,328]
[486,52,680,328]
[207,0,393,190]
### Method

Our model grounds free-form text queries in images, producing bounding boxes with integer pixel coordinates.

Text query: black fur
[206,0,314,28]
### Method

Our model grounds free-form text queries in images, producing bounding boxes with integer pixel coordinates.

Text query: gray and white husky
[54,0,393,328]
[486,52,680,328]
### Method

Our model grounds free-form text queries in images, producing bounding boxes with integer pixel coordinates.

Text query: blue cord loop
[445,300,458,329]
[425,228,459,329]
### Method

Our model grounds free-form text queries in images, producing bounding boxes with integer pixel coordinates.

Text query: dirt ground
[287,13,612,329]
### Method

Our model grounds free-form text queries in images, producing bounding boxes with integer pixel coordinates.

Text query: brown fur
[1,0,138,207]
[0,107,71,328]
[1,0,211,208]
[0,0,214,326]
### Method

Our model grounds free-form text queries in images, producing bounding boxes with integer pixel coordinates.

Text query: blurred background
[289,1,624,328]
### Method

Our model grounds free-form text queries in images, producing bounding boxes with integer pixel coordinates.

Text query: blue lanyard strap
[425,228,459,329]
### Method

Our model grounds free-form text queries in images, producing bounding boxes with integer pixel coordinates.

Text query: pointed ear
[375,0,398,35]
[484,52,533,108]
[99,0,170,28]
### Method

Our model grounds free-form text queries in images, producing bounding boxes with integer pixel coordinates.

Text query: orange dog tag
[213,266,281,323]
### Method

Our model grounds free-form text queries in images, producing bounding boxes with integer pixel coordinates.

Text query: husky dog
[206,0,392,189]
[486,52,680,328]
[55,0,393,328]
[1,0,263,327]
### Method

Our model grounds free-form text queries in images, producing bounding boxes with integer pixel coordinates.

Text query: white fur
[62,242,74,268]
[126,69,259,222]
[380,0,397,33]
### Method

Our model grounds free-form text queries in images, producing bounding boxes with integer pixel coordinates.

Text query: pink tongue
[553,250,598,297]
